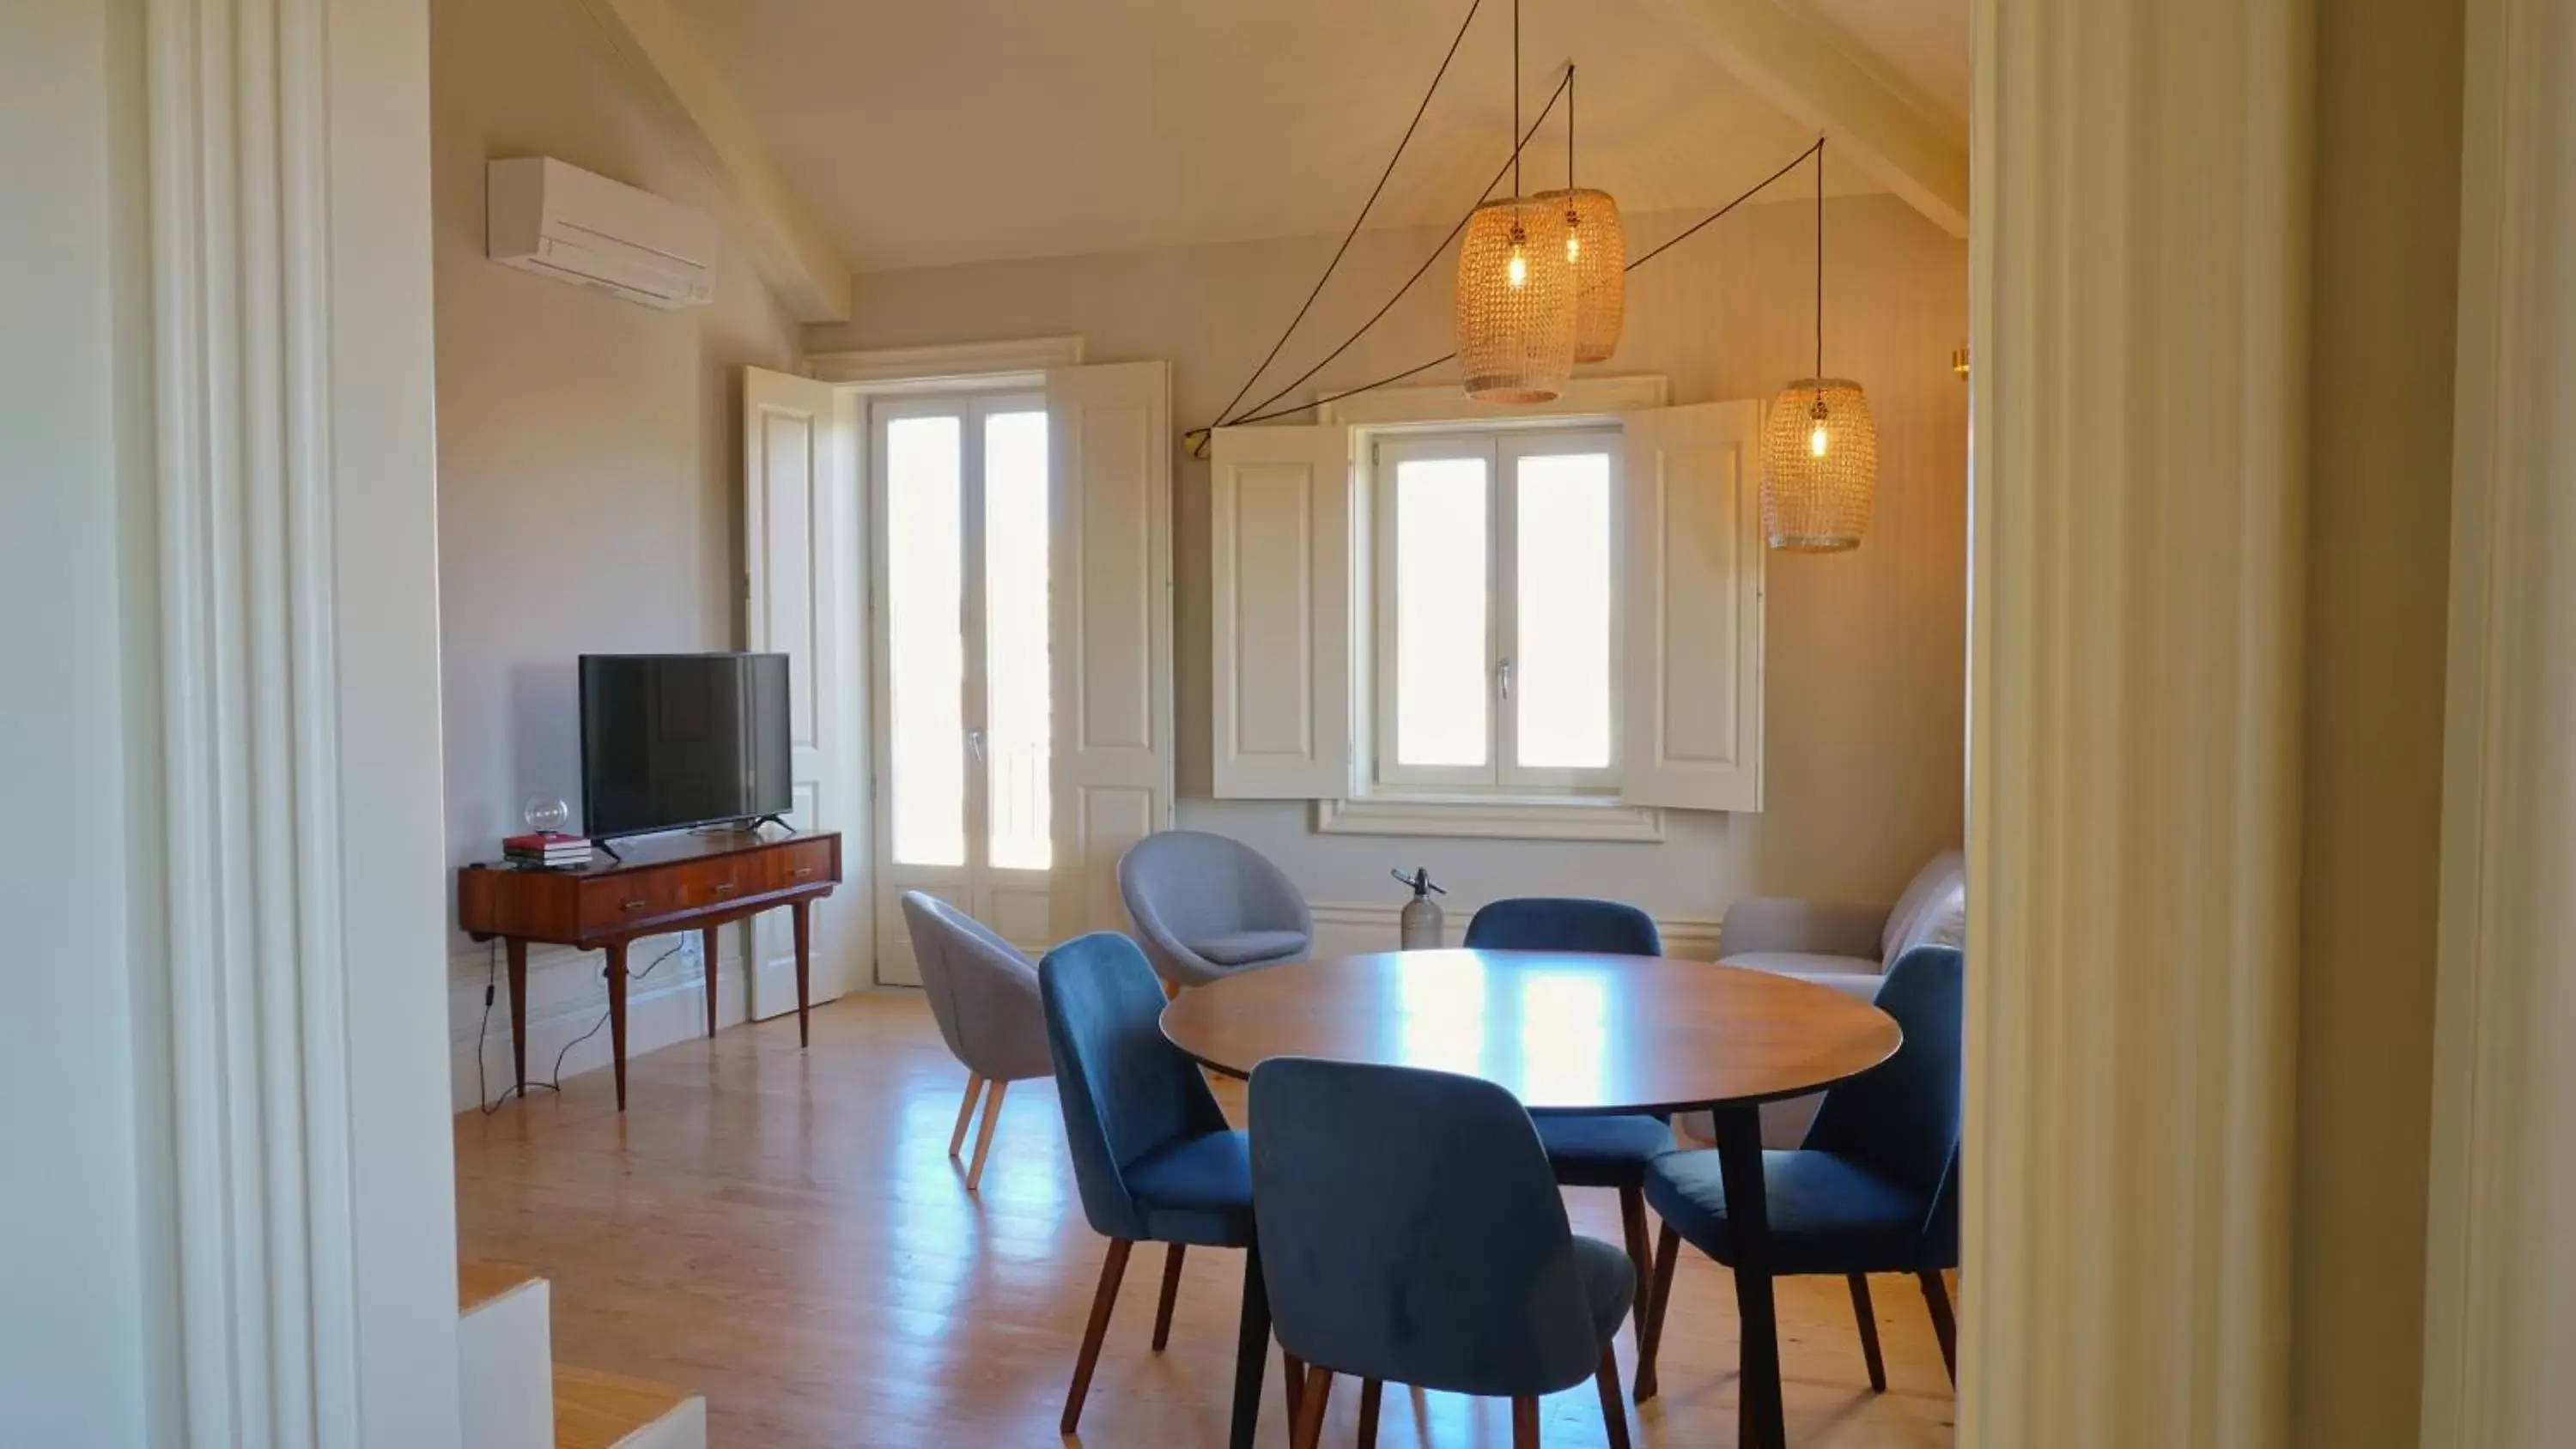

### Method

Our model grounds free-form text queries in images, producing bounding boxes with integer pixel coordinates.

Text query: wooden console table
[458,829,841,1110]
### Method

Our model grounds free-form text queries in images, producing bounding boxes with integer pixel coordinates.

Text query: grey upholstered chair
[1116,831,1313,989]
[901,891,1054,1192]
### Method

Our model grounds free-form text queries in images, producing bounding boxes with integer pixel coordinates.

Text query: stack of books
[503,832,592,870]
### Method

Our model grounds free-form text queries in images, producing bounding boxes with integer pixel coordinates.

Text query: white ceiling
[665,0,1963,274]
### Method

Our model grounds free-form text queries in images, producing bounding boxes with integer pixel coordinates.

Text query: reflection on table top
[1159,949,1903,1115]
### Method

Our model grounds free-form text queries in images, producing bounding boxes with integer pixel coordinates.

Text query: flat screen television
[579,652,792,840]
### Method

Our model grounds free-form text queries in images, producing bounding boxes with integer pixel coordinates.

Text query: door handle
[1497,658,1514,701]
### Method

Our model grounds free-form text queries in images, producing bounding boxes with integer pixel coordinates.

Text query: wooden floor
[454,991,1957,1448]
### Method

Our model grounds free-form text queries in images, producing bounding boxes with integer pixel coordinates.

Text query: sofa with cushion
[1717,849,1965,1145]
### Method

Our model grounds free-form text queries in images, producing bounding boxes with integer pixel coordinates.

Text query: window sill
[1312,794,1666,843]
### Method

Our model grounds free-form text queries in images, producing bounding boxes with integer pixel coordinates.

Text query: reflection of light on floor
[1397,953,1489,1077]
[1519,970,1611,1106]
[876,1064,1072,1387]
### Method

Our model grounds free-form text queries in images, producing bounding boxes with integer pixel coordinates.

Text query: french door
[871,391,1058,982]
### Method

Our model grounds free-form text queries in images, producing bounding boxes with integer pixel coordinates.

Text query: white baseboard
[1307,900,1722,959]
[447,933,756,1113]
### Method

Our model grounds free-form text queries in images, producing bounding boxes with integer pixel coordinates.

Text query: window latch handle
[965,726,987,762]
[1497,658,1513,701]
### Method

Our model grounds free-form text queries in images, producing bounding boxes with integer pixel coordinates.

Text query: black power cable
[1207,0,1486,434]
[475,937,688,1112]
[1216,137,1829,433]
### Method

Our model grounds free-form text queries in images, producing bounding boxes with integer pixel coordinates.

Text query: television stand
[744,813,798,834]
[458,830,842,1111]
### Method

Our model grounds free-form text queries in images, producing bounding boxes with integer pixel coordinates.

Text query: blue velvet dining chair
[1039,931,1292,1443]
[1250,1057,1636,1449]
[1632,943,1965,1400]
[1461,898,1676,1367]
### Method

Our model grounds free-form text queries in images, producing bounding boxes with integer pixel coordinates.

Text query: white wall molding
[1965,0,2309,1443]
[806,335,1086,385]
[1312,796,1668,843]
[2419,0,2576,1440]
[568,0,851,321]
[1318,373,1669,427]
[145,1,459,1444]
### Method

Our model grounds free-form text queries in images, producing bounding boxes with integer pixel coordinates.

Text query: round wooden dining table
[1162,948,1905,1449]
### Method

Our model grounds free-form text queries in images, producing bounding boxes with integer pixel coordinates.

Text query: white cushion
[1880,849,1967,962]
[1719,950,1881,980]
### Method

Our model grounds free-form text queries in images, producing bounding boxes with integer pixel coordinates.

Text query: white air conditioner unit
[487,157,717,309]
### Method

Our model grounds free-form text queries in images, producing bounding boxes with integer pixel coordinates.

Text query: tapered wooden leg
[948,1075,986,1160]
[1714,1106,1786,1449]
[701,924,722,1036]
[1228,1245,1272,1449]
[1849,1274,1889,1391]
[1288,1366,1334,1449]
[964,1079,1008,1192]
[1357,1378,1382,1449]
[1594,1346,1632,1449]
[1151,1244,1187,1350]
[1281,1349,1304,1426]
[605,940,630,1112]
[1919,1269,1959,1385]
[504,937,529,1097]
[1618,1185,1656,1355]
[1060,1239,1133,1434]
[1633,1222,1680,1403]
[1511,1395,1540,1449]
[790,897,811,1048]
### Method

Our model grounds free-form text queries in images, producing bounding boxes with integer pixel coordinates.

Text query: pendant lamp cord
[1212,135,1825,434]
[1206,0,1485,434]
[1815,136,1827,398]
[1512,0,1522,199]
[1567,65,1577,191]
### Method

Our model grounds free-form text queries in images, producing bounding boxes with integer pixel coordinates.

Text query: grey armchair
[1716,849,1965,1147]
[1116,831,1312,989]
[901,891,1055,1191]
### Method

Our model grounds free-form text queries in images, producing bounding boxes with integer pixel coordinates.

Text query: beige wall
[431,0,802,1100]
[2292,0,2464,1440]
[809,192,1968,921]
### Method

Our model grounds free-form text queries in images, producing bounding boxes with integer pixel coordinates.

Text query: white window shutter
[742,365,869,1010]
[1045,361,1176,935]
[1208,422,1356,798]
[1617,399,1765,812]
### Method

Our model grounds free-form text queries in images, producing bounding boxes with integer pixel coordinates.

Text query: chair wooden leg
[1060,1239,1133,1434]
[1281,1349,1305,1426]
[1848,1274,1889,1392]
[1632,1222,1682,1402]
[1594,1346,1633,1449]
[947,1074,985,1160]
[1511,1395,1541,1449]
[964,1078,1009,1192]
[1357,1378,1383,1449]
[1151,1243,1187,1351]
[1918,1269,1959,1385]
[1288,1366,1335,1449]
[1617,1185,1656,1359]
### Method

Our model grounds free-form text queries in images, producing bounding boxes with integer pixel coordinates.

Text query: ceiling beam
[571,0,853,322]
[1644,0,1969,238]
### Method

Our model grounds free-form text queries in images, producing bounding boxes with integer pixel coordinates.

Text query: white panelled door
[1616,399,1765,812]
[869,391,1060,984]
[1207,422,1355,798]
[743,366,870,1017]
[1046,361,1176,937]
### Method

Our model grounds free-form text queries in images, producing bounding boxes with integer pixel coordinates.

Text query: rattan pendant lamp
[1455,0,1575,401]
[1534,66,1625,363]
[1761,139,1878,551]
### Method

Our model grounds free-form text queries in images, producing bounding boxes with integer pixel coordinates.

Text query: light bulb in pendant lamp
[1455,196,1575,403]
[1534,187,1625,362]
[1760,378,1878,552]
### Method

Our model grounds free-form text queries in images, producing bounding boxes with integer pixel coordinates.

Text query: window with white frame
[1370,425,1620,797]
[1206,385,1765,840]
